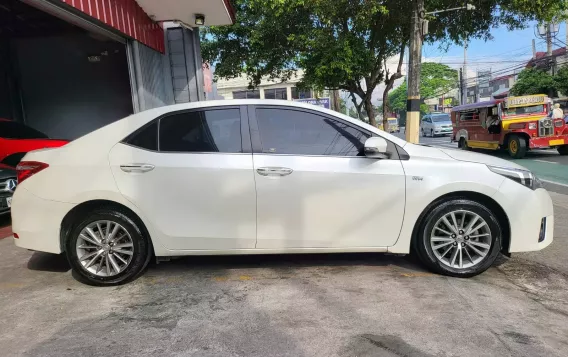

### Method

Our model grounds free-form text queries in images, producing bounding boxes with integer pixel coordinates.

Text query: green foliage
[509,68,556,96]
[202,0,567,126]
[555,66,568,96]
[387,62,457,112]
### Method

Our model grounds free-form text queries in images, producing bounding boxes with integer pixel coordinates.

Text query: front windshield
[503,104,545,117]
[388,119,397,124]
[432,115,450,123]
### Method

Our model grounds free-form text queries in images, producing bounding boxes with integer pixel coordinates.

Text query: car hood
[439,147,527,170]
[434,121,452,126]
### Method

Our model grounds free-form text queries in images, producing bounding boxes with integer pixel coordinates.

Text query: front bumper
[434,128,453,135]
[12,187,75,254]
[529,135,567,149]
[492,180,554,253]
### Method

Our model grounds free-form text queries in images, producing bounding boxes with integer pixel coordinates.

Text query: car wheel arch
[410,191,511,254]
[59,199,153,255]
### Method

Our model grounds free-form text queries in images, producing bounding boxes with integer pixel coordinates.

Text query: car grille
[539,118,554,137]
[0,177,17,193]
[0,197,9,209]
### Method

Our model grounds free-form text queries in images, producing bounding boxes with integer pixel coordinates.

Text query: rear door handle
[120,164,155,173]
[256,167,293,177]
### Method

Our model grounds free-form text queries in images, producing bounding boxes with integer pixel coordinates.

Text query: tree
[510,68,556,96]
[555,65,568,97]
[387,62,457,114]
[202,0,567,127]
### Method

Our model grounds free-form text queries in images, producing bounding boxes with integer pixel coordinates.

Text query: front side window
[256,108,369,156]
[0,121,48,139]
[159,109,242,153]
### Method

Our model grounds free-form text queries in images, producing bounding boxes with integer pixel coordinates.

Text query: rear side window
[0,121,48,139]
[159,109,242,153]
[124,121,158,151]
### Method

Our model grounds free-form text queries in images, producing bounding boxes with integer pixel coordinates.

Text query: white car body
[12,100,553,260]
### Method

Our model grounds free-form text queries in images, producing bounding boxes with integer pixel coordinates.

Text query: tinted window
[125,121,158,150]
[264,88,287,100]
[432,115,450,122]
[233,90,260,99]
[0,121,48,139]
[159,109,242,153]
[256,108,369,156]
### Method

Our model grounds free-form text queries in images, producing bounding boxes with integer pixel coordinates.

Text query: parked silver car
[421,113,453,137]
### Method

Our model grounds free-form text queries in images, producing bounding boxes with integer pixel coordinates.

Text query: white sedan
[12,100,553,285]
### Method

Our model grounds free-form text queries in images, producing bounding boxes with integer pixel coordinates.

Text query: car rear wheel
[415,198,502,278]
[458,138,470,151]
[507,135,527,159]
[558,145,568,155]
[65,208,152,285]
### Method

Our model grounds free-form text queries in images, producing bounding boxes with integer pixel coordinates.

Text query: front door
[109,106,257,250]
[250,106,406,249]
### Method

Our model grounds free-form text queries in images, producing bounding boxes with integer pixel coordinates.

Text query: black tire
[558,145,568,155]
[430,129,434,137]
[421,128,425,137]
[458,138,470,151]
[507,134,527,159]
[414,198,502,278]
[65,208,152,286]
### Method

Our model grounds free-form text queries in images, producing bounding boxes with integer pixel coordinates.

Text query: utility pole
[459,69,463,105]
[546,24,553,56]
[462,42,468,105]
[532,39,536,59]
[405,0,424,144]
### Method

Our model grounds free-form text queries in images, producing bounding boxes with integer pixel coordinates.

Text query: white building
[216,71,322,101]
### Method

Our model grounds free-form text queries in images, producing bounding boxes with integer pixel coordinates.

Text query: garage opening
[0,0,133,140]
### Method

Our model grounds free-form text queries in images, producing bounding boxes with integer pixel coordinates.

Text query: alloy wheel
[429,210,492,269]
[76,220,134,277]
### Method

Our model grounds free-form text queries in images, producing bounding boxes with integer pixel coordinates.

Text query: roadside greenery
[510,66,568,97]
[202,0,568,129]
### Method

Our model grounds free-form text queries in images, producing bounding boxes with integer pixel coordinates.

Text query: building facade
[216,71,321,102]
[0,0,233,140]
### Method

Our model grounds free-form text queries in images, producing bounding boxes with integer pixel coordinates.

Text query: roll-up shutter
[129,41,170,111]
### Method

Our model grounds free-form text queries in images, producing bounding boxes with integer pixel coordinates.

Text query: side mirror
[364,137,389,159]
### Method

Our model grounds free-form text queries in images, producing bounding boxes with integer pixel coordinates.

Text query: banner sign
[295,97,330,109]
[506,95,546,108]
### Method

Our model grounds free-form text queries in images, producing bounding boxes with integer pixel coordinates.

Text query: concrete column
[260,88,265,99]
[286,86,293,101]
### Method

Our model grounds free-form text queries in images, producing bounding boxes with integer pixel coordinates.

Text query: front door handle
[256,167,293,177]
[120,164,155,173]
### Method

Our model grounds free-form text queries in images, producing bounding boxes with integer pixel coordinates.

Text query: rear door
[249,105,406,249]
[108,106,257,250]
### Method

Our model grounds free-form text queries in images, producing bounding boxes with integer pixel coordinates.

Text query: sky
[363,21,568,107]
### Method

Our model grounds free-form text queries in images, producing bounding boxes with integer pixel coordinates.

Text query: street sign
[294,97,330,109]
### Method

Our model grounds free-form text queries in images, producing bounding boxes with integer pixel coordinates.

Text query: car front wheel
[65,208,152,285]
[415,198,502,278]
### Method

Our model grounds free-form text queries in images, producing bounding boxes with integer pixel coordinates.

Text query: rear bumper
[12,187,74,254]
[529,135,567,149]
[493,182,554,253]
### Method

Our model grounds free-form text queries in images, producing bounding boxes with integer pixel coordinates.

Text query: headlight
[528,122,537,130]
[487,165,543,190]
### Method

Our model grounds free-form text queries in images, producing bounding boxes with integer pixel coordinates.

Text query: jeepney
[377,118,400,133]
[451,94,568,159]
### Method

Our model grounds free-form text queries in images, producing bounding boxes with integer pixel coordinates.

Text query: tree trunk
[382,90,390,131]
[364,97,376,127]
[349,92,364,120]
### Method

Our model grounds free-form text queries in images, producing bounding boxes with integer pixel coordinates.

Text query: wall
[131,41,170,111]
[15,33,132,139]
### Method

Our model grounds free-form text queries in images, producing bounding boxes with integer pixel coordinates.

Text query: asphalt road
[0,191,567,357]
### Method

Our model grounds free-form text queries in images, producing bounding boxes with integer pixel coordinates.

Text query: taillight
[16,161,49,184]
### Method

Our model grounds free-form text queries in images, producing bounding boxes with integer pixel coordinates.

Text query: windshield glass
[503,105,545,117]
[388,119,397,124]
[0,121,48,139]
[432,115,450,123]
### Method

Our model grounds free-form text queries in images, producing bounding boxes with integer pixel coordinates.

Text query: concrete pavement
[0,193,567,357]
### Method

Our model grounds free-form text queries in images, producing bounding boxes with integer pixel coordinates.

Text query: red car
[0,119,68,167]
